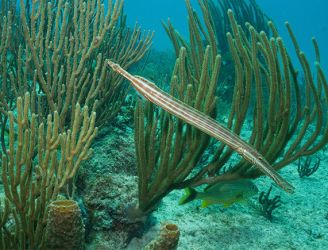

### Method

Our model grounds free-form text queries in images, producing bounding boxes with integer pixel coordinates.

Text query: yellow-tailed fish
[179,179,258,208]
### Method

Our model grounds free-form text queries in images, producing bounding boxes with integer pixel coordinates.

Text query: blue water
[124,0,328,68]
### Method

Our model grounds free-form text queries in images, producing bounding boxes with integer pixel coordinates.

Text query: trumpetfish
[106,60,295,193]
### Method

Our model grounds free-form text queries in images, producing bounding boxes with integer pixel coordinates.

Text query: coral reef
[258,186,281,221]
[45,200,85,250]
[143,222,180,250]
[0,93,96,248]
[297,156,321,178]
[0,0,151,248]
[81,172,142,248]
[208,0,271,55]
[0,0,328,249]
[76,117,142,248]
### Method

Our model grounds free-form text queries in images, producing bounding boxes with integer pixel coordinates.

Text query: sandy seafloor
[81,111,328,250]
[127,150,328,249]
[128,166,328,249]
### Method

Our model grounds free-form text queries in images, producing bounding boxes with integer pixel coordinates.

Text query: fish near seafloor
[179,179,259,208]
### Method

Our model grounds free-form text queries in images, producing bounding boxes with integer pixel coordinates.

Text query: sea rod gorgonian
[107,60,295,193]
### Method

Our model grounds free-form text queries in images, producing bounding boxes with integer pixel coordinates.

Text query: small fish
[179,179,258,208]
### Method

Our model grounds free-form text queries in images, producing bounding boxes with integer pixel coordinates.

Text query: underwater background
[0,0,328,249]
[123,0,328,67]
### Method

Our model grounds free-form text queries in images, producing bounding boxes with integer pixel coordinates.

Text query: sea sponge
[45,199,85,250]
[143,222,180,250]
